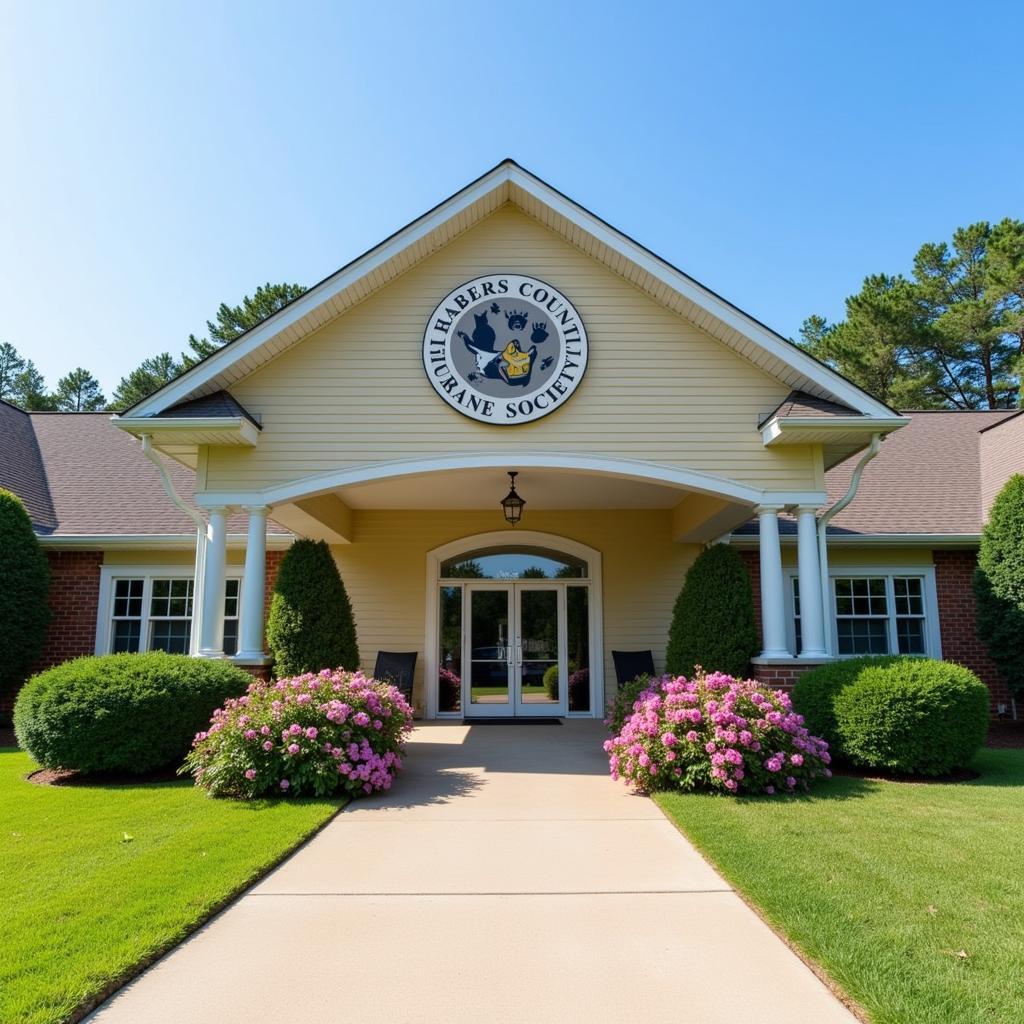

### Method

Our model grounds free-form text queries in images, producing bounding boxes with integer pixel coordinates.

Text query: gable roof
[734,409,1020,540]
[121,160,901,423]
[5,411,290,542]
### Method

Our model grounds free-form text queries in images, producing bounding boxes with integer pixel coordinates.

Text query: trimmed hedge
[14,653,252,774]
[666,544,758,679]
[0,489,51,704]
[266,539,359,677]
[793,656,988,776]
[974,473,1024,696]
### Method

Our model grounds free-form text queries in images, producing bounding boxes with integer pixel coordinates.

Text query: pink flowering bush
[182,669,414,799]
[604,671,831,796]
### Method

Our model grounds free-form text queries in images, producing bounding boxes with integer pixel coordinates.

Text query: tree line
[2,218,1022,415]
[0,283,305,412]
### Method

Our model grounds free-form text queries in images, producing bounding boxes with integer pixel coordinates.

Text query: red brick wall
[0,550,105,720]
[264,549,285,637]
[932,549,1010,708]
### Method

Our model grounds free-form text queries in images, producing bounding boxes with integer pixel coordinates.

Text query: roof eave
[113,415,260,447]
[761,416,910,446]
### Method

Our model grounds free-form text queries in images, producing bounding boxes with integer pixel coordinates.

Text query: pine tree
[0,342,26,402]
[53,367,106,411]
[111,352,182,410]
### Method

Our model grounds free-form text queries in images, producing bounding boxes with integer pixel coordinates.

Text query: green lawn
[0,747,344,1024]
[656,749,1024,1024]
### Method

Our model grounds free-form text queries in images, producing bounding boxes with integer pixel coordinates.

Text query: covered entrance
[429,532,601,719]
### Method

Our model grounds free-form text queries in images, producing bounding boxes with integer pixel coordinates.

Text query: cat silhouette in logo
[460,309,507,378]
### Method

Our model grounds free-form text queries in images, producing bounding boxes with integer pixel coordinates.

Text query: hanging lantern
[500,471,525,526]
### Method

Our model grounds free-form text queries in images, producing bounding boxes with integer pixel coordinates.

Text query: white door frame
[425,530,604,719]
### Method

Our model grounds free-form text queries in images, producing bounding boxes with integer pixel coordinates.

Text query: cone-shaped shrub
[267,539,359,677]
[0,489,51,705]
[666,544,758,678]
[974,473,1024,697]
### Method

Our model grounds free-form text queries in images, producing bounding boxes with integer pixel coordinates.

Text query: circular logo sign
[422,274,588,425]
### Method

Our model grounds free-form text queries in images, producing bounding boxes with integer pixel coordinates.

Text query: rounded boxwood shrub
[833,659,989,775]
[14,652,252,774]
[0,489,51,708]
[266,539,359,677]
[792,655,903,747]
[604,670,831,795]
[183,669,414,798]
[666,544,758,678]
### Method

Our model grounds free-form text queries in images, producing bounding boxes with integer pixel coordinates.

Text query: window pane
[151,619,191,654]
[438,585,462,713]
[223,618,238,657]
[837,618,889,655]
[224,578,240,617]
[567,585,590,712]
[151,578,193,618]
[441,547,587,579]
[897,617,925,655]
[113,578,144,618]
[893,577,923,617]
[112,619,141,653]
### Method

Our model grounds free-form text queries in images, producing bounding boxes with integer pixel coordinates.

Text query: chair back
[373,651,418,700]
[611,649,656,686]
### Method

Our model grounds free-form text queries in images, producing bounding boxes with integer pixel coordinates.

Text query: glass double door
[465,583,565,717]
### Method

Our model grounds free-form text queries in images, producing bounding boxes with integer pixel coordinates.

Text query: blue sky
[2,0,1021,396]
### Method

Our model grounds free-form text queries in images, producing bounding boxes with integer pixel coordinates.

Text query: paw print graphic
[531,322,549,344]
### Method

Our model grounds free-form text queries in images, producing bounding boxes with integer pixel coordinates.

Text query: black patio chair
[373,651,417,702]
[611,649,656,686]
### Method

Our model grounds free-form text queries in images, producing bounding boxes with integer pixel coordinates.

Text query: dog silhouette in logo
[459,306,544,386]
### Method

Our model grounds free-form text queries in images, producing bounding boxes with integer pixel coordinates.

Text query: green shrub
[974,473,1024,697]
[0,489,51,709]
[665,544,757,678]
[14,652,252,774]
[266,539,359,677]
[605,674,652,734]
[793,656,989,775]
[792,655,903,746]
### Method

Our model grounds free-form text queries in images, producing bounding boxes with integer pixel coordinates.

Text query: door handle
[516,645,522,665]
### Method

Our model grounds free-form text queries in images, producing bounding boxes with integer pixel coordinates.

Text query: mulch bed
[27,765,183,787]
[986,721,1024,749]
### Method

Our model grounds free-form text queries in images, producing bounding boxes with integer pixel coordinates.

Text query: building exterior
[3,161,1022,720]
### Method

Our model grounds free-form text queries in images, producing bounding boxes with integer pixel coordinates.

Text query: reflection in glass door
[467,587,512,711]
[516,587,562,715]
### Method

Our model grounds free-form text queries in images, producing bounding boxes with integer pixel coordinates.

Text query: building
[3,161,1022,720]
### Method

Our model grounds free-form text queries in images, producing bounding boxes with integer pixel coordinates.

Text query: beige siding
[206,205,816,494]
[332,509,697,714]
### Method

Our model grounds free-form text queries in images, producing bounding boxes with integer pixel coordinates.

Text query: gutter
[816,433,882,656]
[140,434,208,656]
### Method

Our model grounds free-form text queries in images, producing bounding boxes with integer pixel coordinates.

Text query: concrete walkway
[89,721,856,1023]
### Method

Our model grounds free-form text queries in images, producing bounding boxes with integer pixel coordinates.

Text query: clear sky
[2,0,1021,397]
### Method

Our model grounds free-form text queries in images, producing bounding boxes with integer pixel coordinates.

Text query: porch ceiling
[334,467,683,510]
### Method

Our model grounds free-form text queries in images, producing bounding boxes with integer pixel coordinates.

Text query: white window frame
[784,565,942,660]
[96,564,244,656]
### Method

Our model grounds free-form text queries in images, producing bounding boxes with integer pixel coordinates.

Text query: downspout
[816,433,882,656]
[139,434,208,656]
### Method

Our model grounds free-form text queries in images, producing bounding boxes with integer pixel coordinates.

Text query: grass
[0,747,344,1024]
[655,749,1024,1024]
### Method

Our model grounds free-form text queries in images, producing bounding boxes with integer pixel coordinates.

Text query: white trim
[424,530,604,720]
[784,564,942,660]
[761,416,909,445]
[124,161,901,422]
[728,532,981,548]
[194,452,827,510]
[114,416,260,446]
[39,533,294,550]
[95,563,244,656]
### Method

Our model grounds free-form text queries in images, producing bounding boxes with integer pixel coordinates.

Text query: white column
[796,505,827,658]
[236,505,268,660]
[198,506,228,657]
[756,504,790,658]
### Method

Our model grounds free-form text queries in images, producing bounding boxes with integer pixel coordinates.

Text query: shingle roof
[11,413,289,539]
[0,401,56,532]
[158,390,261,427]
[736,409,1019,538]
[760,389,859,427]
